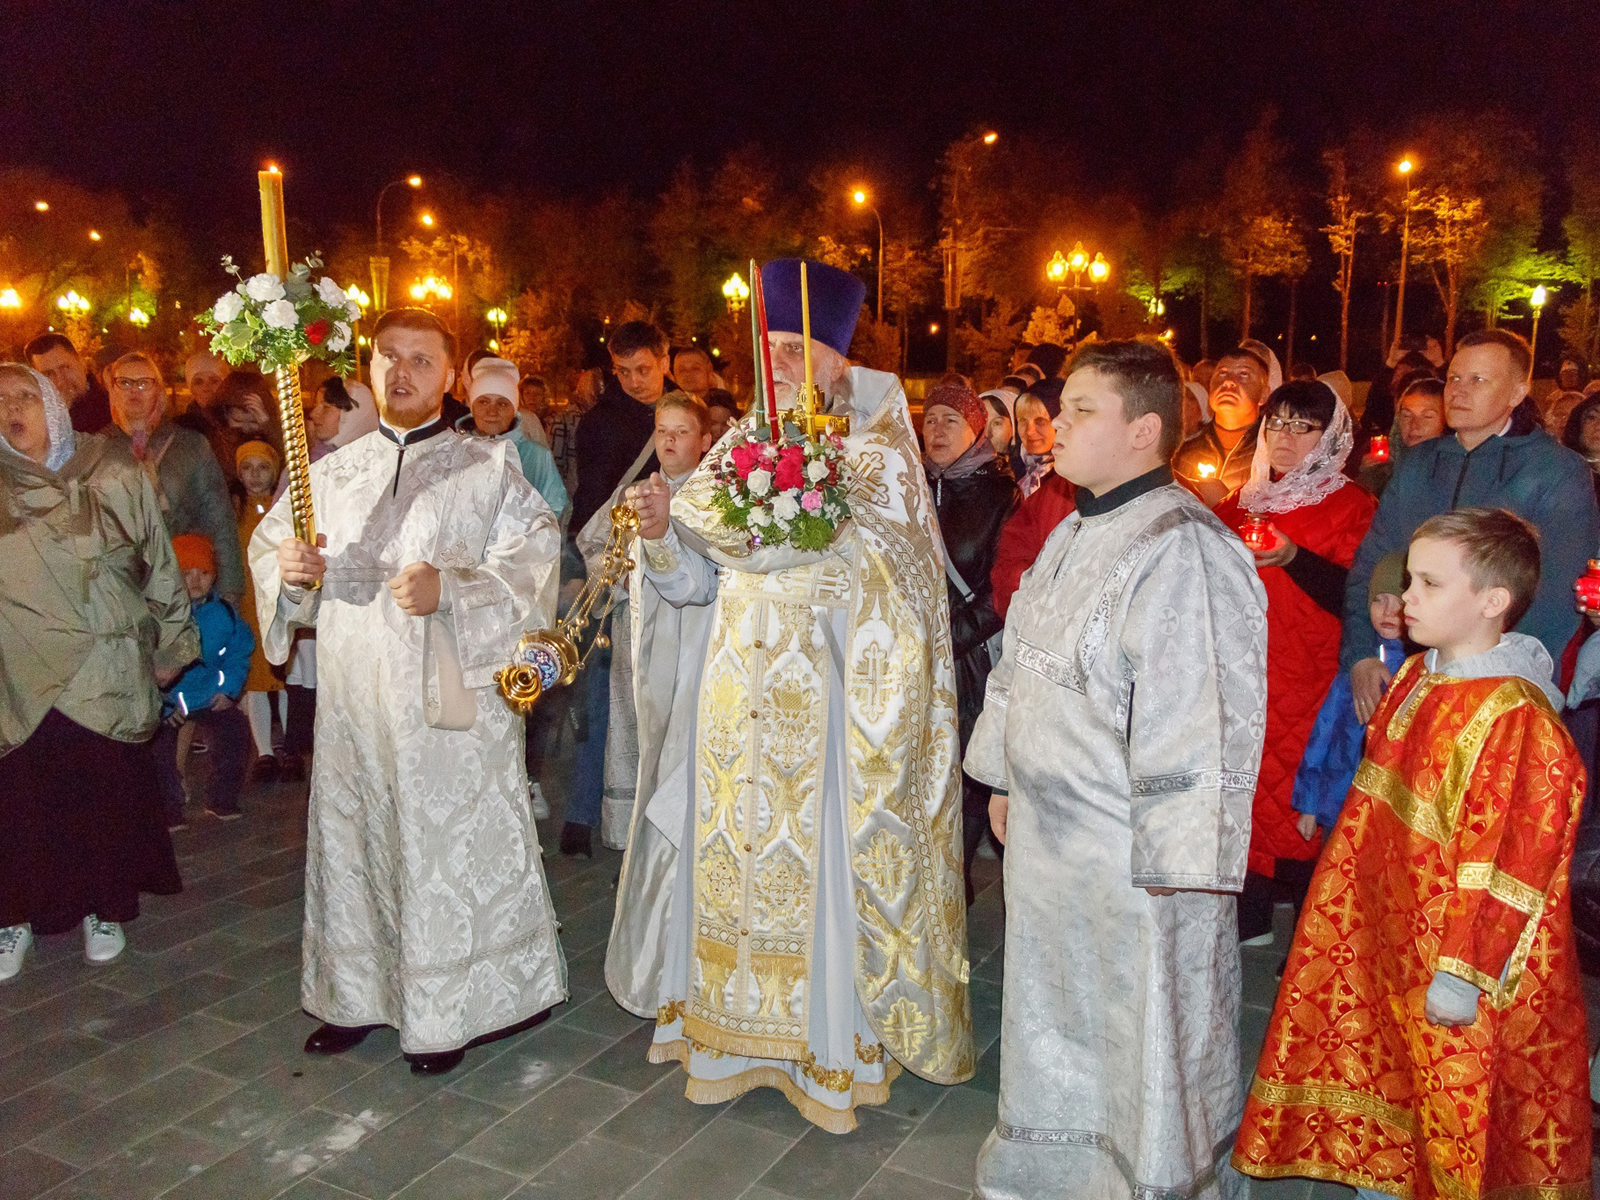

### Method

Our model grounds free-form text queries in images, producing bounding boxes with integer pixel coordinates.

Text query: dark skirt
[0,709,183,934]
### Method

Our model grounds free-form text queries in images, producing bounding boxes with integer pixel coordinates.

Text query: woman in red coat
[1216,380,1375,945]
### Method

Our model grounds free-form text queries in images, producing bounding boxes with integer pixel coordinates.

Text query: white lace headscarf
[1238,381,1354,515]
[0,363,76,471]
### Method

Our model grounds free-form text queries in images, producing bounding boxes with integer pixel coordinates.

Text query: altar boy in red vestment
[1233,508,1591,1200]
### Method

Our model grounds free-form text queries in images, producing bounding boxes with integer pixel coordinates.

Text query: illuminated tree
[1321,149,1372,370]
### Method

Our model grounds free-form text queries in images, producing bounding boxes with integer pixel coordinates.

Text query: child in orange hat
[154,534,255,825]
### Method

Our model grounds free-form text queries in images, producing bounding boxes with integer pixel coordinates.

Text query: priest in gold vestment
[619,259,973,1132]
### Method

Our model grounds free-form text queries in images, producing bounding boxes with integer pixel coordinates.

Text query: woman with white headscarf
[1215,380,1378,947]
[0,364,196,979]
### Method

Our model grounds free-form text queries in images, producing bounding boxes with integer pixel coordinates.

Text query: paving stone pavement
[1,748,1596,1199]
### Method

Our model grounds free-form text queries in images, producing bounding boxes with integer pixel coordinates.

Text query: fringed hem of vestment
[648,1036,901,1135]
[1231,1151,1594,1200]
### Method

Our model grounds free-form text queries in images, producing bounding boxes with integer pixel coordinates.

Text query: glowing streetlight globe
[1046,251,1068,285]
[1397,157,1414,176]
[128,307,150,327]
[407,175,423,188]
[420,213,435,228]
[1068,242,1088,274]
[55,290,89,315]
[1531,284,1548,309]
[486,307,509,326]
[1088,252,1110,284]
[982,131,998,145]
[0,288,21,310]
[721,271,749,314]
[34,200,49,212]
[88,230,101,242]
[852,189,867,205]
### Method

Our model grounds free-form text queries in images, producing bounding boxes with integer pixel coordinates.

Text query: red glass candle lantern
[1577,559,1600,613]
[1369,435,1390,463]
[1240,513,1275,554]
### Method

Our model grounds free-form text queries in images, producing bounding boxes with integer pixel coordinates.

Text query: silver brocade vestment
[249,430,568,1054]
[964,482,1268,1200]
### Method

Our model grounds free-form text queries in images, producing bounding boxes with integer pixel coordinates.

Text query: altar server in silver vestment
[965,338,1268,1199]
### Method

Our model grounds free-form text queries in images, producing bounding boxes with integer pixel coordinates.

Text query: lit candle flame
[1196,462,1217,479]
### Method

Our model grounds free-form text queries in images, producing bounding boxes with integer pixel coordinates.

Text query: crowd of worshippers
[1,272,1597,1195]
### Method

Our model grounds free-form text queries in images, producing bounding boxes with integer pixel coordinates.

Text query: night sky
[1,0,1589,235]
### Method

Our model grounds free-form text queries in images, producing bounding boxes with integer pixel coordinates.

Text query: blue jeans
[567,657,609,828]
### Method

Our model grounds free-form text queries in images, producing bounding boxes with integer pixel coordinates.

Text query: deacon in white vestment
[965,341,1267,1199]
[604,393,718,1014]
[251,309,566,1073]
[623,260,973,1134]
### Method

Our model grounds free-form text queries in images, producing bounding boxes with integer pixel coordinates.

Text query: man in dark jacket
[1345,328,1600,720]
[562,321,672,856]
[923,381,1019,903]
[25,332,112,434]
[569,322,671,532]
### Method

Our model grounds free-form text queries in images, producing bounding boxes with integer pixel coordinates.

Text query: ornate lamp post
[486,305,509,351]
[1050,243,1111,293]
[722,271,749,315]
[1529,285,1548,381]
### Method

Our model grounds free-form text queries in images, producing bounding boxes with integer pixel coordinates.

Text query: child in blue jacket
[1292,558,1407,834]
[155,534,255,825]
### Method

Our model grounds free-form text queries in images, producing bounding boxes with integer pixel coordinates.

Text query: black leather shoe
[406,1048,466,1076]
[559,820,593,857]
[303,1022,379,1055]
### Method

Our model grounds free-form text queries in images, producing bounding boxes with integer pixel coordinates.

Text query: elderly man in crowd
[1344,328,1600,721]
[103,351,244,604]
[24,331,112,434]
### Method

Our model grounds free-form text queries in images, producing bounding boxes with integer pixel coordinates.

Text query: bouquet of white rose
[198,254,360,374]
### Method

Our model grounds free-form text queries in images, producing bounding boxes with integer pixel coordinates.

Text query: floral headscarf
[0,363,76,472]
[1238,381,1354,516]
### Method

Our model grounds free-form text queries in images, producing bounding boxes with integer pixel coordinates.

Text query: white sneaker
[0,925,31,981]
[529,781,550,820]
[83,915,126,964]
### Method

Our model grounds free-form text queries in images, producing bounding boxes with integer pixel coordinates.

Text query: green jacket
[0,435,198,753]
[102,422,245,600]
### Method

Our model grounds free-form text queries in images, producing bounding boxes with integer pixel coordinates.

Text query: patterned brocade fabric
[666,369,975,1096]
[1233,656,1592,1199]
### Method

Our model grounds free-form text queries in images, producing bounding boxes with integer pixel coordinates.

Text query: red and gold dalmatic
[1233,654,1591,1199]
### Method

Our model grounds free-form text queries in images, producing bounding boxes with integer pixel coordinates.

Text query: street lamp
[1529,284,1548,379]
[374,174,424,250]
[1088,253,1109,286]
[850,188,886,321]
[55,290,89,316]
[128,306,150,328]
[33,200,49,213]
[1394,155,1417,343]
[88,230,102,242]
[721,272,749,315]
[1046,251,1069,288]
[0,288,20,311]
[373,173,423,313]
[942,129,1000,367]
[486,306,509,343]
[419,212,436,229]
